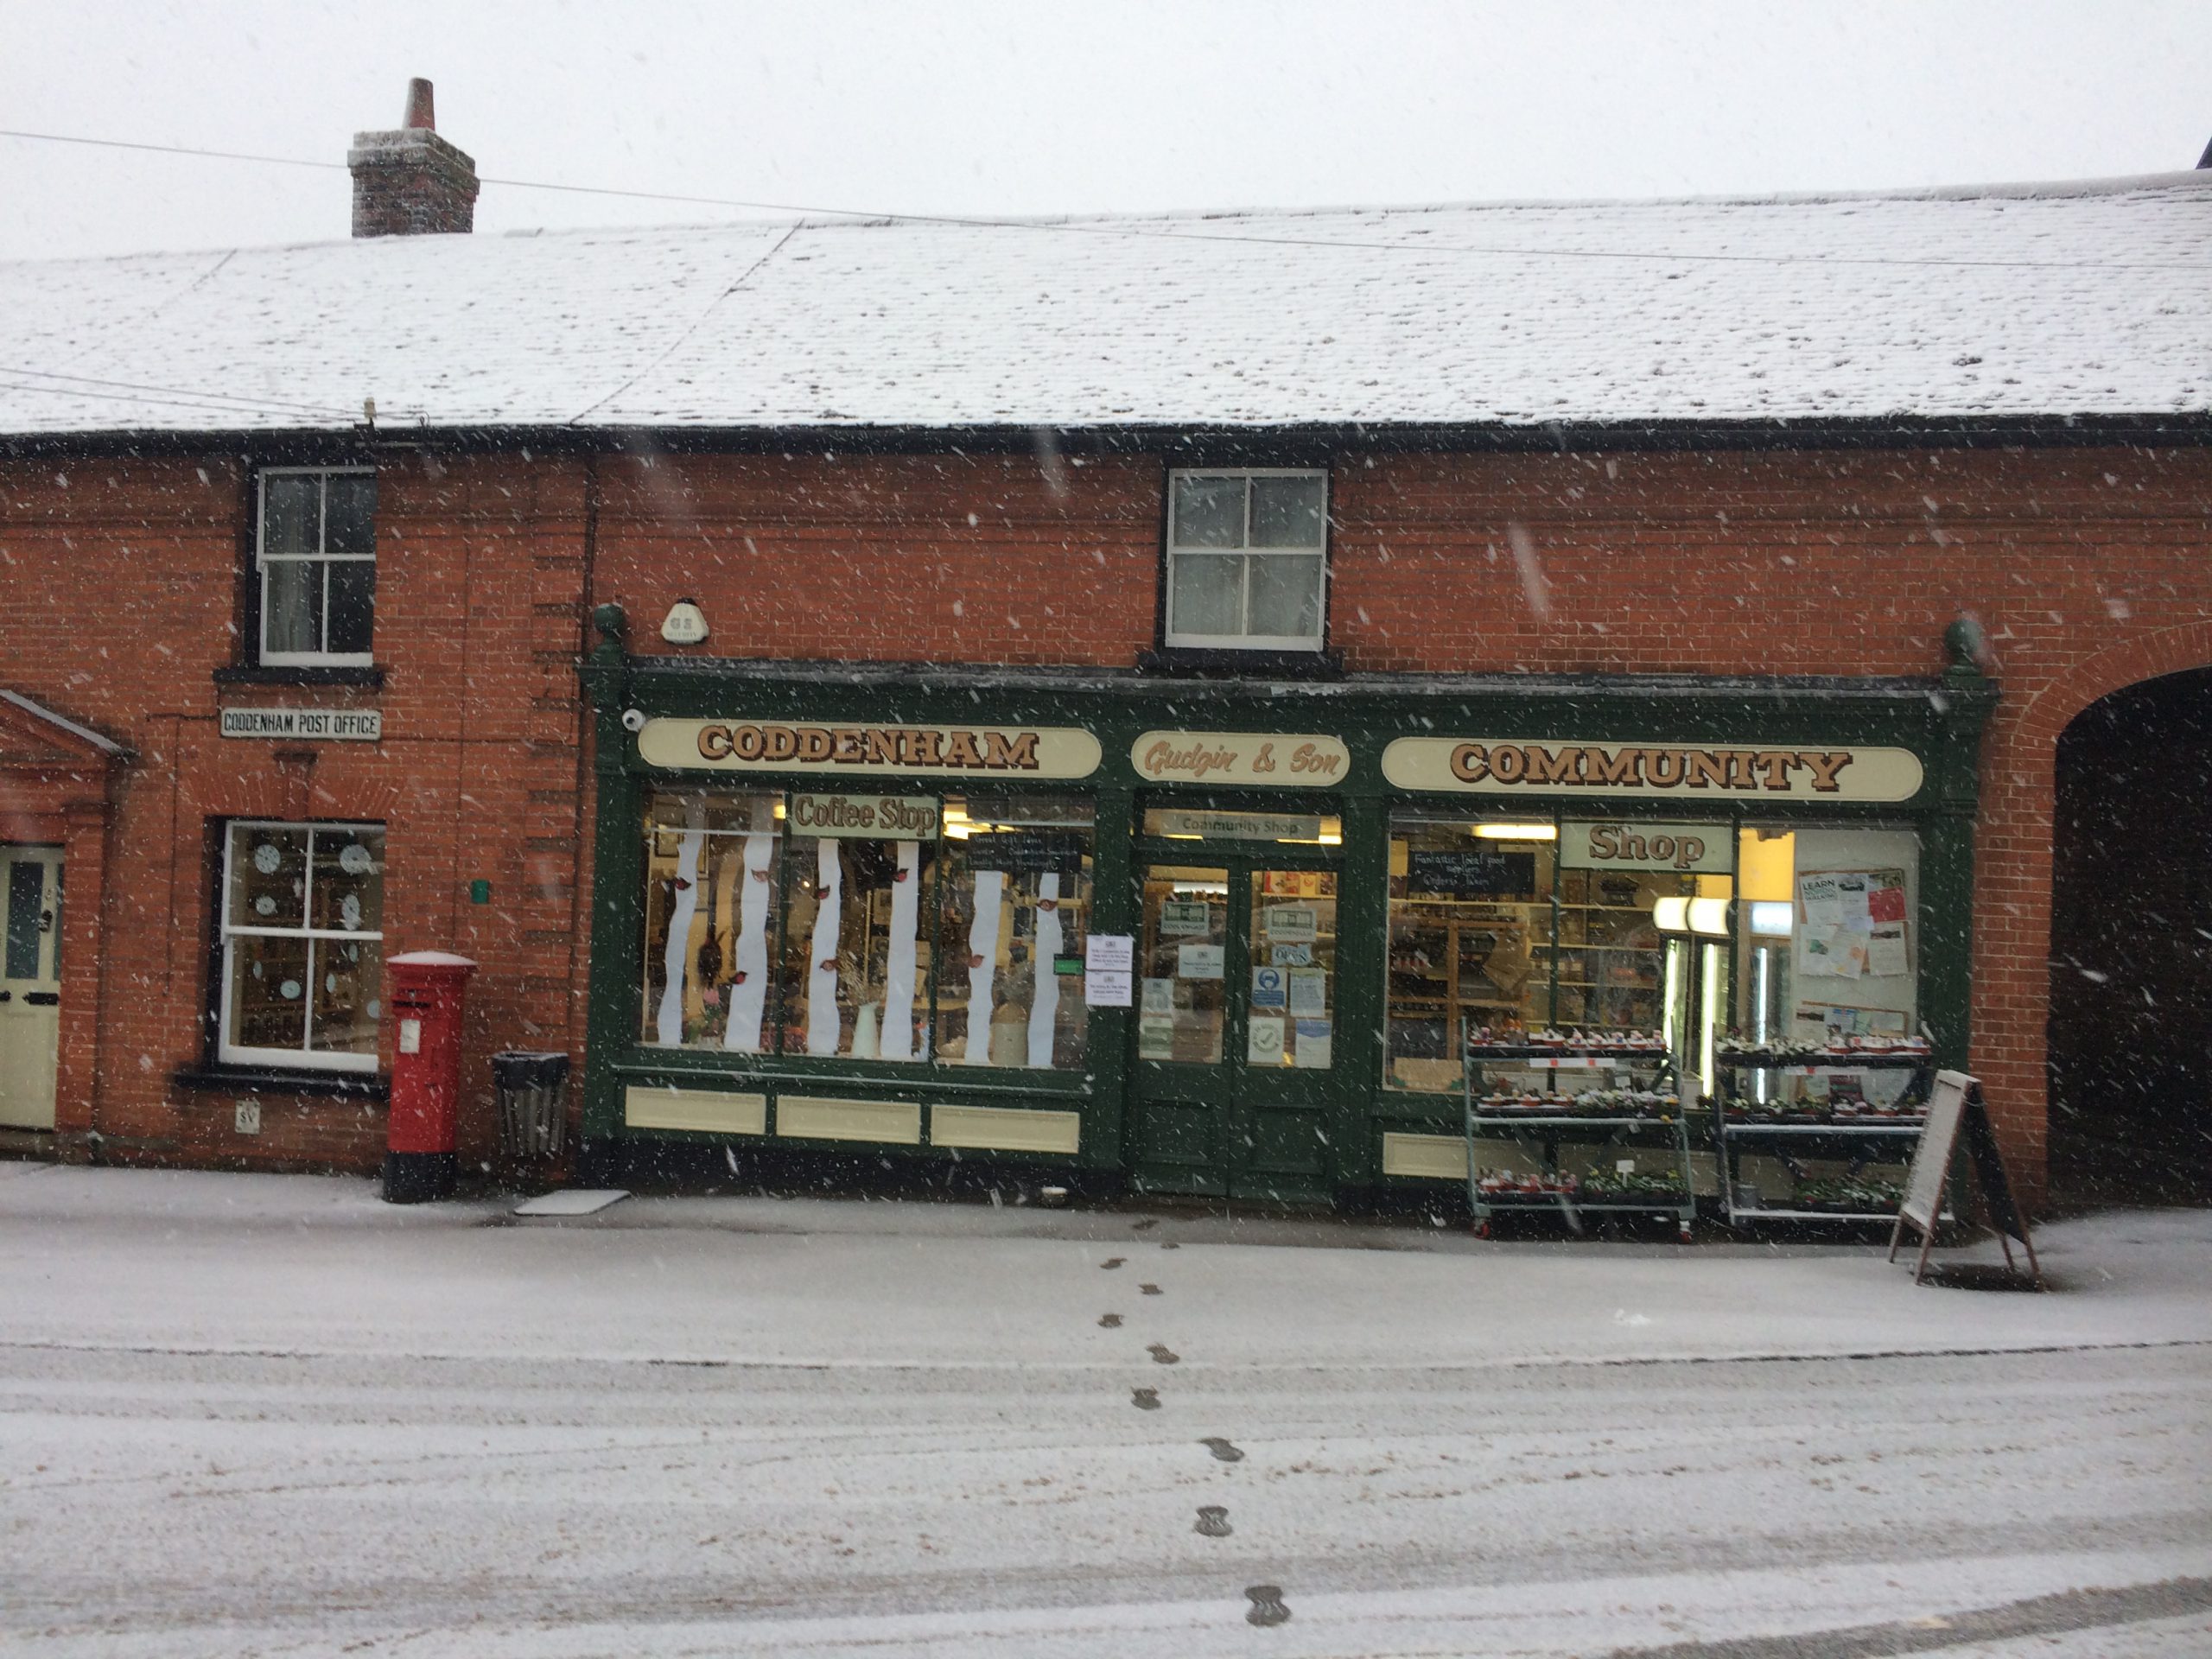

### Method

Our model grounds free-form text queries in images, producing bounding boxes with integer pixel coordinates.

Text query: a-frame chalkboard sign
[1888,1070,2040,1287]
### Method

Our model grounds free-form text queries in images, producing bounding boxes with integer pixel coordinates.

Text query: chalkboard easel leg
[1885,1211,1906,1263]
[1911,1224,1938,1286]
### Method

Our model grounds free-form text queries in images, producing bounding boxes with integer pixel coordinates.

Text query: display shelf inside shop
[1463,1039,1696,1240]
[1710,1043,1936,1229]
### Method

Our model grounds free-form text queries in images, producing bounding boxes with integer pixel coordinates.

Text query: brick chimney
[348,78,480,237]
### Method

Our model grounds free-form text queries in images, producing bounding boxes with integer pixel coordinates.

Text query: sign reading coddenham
[1382,738,1924,802]
[639,718,1103,779]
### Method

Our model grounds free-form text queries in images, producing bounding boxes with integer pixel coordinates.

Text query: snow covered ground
[2,1162,2207,1656]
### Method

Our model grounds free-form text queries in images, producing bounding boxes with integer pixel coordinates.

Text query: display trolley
[1709,1039,1935,1227]
[1464,1036,1696,1240]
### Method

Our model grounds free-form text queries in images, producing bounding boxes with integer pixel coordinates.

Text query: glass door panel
[1138,865,1229,1065]
[1248,869,1335,1070]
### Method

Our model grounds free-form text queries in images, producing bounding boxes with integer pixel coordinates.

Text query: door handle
[24,991,58,1006]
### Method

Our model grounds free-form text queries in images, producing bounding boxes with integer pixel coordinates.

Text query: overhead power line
[3,125,2209,273]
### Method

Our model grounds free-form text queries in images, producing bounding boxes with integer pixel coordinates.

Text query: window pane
[227,932,310,1053]
[1385,816,1555,1092]
[783,835,935,1060]
[4,860,42,979]
[308,935,383,1056]
[1250,870,1336,1070]
[309,830,385,935]
[1246,552,1324,639]
[1138,866,1228,1064]
[640,791,784,1050]
[326,557,376,656]
[262,558,322,657]
[1171,475,1245,548]
[261,474,318,556]
[229,826,308,929]
[936,796,1094,1069]
[1170,551,1243,638]
[323,474,377,556]
[1249,474,1326,548]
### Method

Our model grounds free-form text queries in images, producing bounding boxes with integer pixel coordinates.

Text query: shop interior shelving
[1711,1050,1934,1228]
[1463,1040,1696,1240]
[1388,906,1530,1054]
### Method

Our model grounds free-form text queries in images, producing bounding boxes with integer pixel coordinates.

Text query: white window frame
[256,466,378,667]
[217,819,385,1072]
[1162,467,1330,651]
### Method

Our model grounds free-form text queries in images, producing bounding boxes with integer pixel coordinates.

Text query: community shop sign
[1382,739,1923,802]
[641,719,1101,779]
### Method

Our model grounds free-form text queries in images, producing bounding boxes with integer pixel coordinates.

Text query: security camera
[620,708,647,734]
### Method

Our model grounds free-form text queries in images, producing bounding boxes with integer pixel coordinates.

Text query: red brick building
[3,91,2208,1212]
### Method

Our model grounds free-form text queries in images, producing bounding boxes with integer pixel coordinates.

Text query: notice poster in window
[1272,943,1314,967]
[1266,905,1319,944]
[1138,1015,1176,1058]
[1866,923,1910,977]
[1177,942,1225,980]
[1250,965,1288,1008]
[1287,968,1328,1017]
[1799,874,1845,929]
[1294,1020,1332,1068]
[1866,873,1908,925]
[1160,901,1212,937]
[1141,976,1177,1015]
[1247,1015,1287,1064]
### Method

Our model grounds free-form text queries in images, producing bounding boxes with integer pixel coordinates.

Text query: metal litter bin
[492,1050,570,1158]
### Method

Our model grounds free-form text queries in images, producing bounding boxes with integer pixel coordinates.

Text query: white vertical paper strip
[1027,872,1063,1068]
[964,869,1005,1065]
[880,840,921,1061]
[722,830,774,1052]
[656,817,706,1045]
[806,839,843,1056]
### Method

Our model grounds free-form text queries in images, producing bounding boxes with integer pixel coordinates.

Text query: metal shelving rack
[1713,1051,1933,1227]
[1463,1043,1697,1240]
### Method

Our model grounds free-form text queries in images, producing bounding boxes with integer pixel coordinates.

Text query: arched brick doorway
[2047,666,2212,1205]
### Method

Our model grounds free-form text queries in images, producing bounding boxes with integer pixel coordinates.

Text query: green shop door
[1129,856,1340,1200]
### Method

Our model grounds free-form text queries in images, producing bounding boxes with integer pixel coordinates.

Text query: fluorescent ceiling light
[1652,895,1690,934]
[1473,823,1556,841]
[1749,900,1794,936]
[1688,896,1731,937]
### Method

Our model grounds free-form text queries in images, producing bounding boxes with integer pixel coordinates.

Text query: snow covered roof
[3,172,2209,438]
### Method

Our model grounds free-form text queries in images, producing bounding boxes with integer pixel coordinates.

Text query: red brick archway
[1969,622,2212,1203]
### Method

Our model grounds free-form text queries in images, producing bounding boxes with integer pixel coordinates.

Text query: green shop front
[581,636,1993,1210]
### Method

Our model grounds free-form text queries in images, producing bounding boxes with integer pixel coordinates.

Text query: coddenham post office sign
[219,707,383,741]
[640,719,1102,779]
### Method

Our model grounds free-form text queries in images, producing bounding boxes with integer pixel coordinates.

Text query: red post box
[382,950,477,1203]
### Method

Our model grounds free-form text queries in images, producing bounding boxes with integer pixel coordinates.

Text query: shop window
[1385,814,1556,1092]
[1732,824,1920,1105]
[638,789,1094,1071]
[640,791,784,1051]
[256,467,377,665]
[217,821,385,1071]
[934,797,1094,1068]
[1163,469,1328,650]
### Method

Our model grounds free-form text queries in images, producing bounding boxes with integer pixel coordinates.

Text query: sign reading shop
[641,719,1102,779]
[1382,738,1924,803]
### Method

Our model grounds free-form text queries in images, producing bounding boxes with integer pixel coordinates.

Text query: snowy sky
[3,0,2209,263]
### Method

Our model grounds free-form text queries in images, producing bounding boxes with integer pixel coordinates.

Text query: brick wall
[5,441,2208,1197]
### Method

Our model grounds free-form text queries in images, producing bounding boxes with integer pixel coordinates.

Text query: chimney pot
[348,79,478,237]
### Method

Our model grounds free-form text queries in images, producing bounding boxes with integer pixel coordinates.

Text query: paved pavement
[3,1164,2208,1656]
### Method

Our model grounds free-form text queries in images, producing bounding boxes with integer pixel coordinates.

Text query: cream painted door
[0,849,62,1130]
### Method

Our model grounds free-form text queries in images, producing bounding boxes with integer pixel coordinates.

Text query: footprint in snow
[1140,1283,1161,1295]
[1147,1343,1180,1365]
[1100,1257,1125,1270]
[1098,1313,1122,1328]
[1131,1388,1161,1410]
[1200,1437,1244,1463]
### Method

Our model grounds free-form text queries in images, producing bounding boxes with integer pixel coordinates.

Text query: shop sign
[643,719,1101,779]
[788,793,940,838]
[1560,821,1732,874]
[1150,809,1325,842]
[219,707,382,741]
[1131,730,1349,786]
[1381,739,1923,802]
